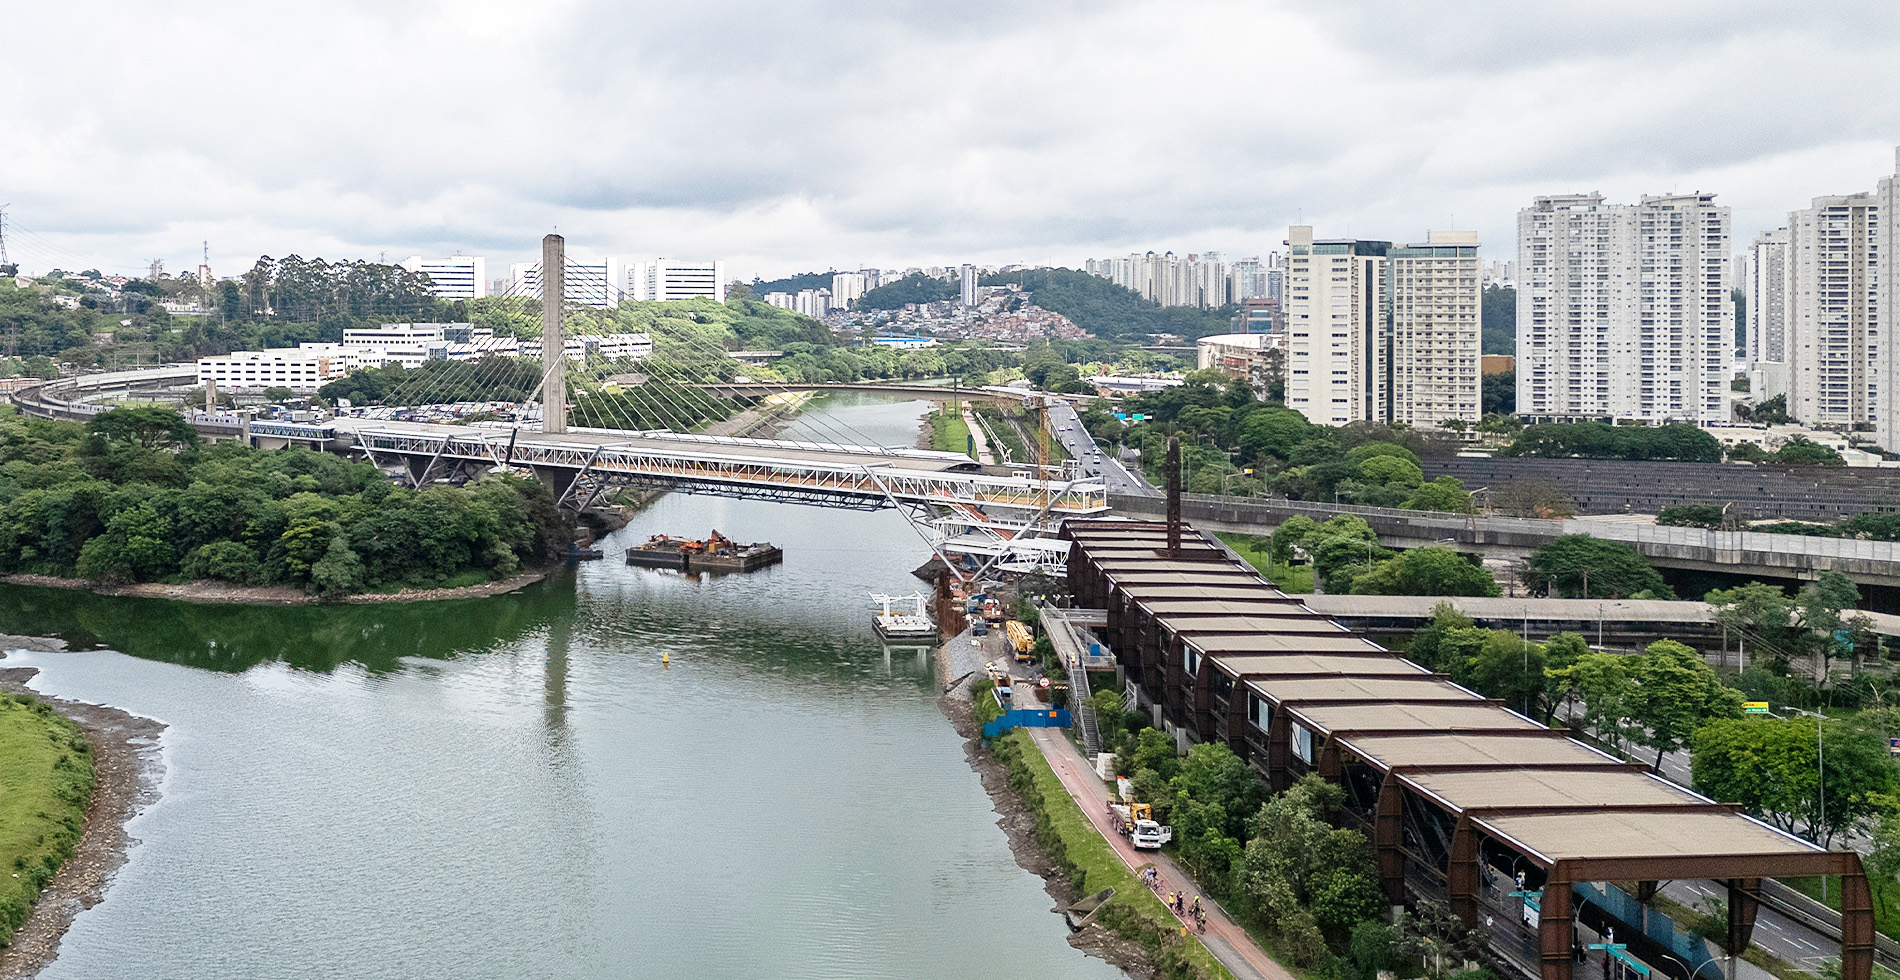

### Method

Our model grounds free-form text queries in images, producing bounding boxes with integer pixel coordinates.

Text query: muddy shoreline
[0,658,165,980]
[0,567,556,607]
[939,687,1153,978]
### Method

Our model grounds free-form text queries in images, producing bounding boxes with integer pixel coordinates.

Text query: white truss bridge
[343,419,1108,573]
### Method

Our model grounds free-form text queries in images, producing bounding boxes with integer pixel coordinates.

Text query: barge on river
[871,592,937,639]
[625,531,783,573]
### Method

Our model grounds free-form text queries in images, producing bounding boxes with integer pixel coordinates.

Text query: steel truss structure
[354,427,1109,569]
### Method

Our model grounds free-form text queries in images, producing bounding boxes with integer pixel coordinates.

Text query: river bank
[0,568,555,608]
[0,659,164,980]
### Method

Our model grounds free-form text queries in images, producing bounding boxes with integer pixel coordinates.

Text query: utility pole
[541,234,567,435]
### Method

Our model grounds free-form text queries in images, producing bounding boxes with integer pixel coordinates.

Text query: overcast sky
[6,0,1900,283]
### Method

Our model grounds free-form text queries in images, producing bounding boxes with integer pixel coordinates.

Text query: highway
[1047,401,1159,497]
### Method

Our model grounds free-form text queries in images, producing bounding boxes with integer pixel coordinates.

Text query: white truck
[1108,802,1174,850]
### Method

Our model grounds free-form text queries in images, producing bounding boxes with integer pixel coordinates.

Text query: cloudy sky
[6,0,1900,282]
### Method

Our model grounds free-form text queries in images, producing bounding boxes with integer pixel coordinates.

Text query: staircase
[1037,601,1102,756]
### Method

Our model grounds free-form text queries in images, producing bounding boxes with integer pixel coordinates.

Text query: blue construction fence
[1573,882,1723,976]
[983,708,1072,738]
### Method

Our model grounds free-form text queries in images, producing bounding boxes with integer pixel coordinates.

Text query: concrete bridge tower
[542,233,566,435]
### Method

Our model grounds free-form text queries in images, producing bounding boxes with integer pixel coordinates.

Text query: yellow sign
[1743,702,1770,714]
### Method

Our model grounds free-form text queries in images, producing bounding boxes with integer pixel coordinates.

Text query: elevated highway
[1115,491,1900,598]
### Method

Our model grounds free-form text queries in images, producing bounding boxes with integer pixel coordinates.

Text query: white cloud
[3,0,1898,280]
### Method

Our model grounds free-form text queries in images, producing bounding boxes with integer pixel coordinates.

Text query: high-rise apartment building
[399,255,487,300]
[1282,226,1480,428]
[1747,229,1790,365]
[630,260,724,302]
[832,272,868,309]
[1085,251,1231,309]
[1783,195,1879,429]
[510,257,624,308]
[1515,193,1731,424]
[959,264,979,306]
[1879,153,1900,450]
[793,288,831,318]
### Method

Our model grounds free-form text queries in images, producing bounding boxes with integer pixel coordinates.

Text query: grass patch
[0,694,95,947]
[992,729,1234,980]
[928,409,974,457]
[1781,875,1900,945]
[1216,533,1314,593]
[973,406,1029,462]
[972,678,1004,726]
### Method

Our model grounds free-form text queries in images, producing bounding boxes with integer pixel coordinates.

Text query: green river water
[0,394,1123,980]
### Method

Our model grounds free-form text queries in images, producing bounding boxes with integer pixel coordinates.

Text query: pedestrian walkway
[961,406,996,464]
[1025,725,1294,980]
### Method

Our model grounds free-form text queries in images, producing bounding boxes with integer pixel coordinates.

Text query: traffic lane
[1660,880,1835,970]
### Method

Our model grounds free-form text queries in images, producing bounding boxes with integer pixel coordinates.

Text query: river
[0,393,1122,980]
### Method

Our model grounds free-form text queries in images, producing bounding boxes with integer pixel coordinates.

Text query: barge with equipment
[625,531,783,573]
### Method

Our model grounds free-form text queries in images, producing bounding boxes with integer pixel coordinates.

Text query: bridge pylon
[541,233,566,435]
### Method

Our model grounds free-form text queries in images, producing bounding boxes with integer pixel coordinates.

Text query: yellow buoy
[662,652,670,668]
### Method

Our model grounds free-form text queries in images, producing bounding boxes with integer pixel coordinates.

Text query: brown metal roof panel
[1188,633,1382,654]
[1247,675,1479,704]
[1480,810,1820,862]
[1136,599,1308,615]
[1294,702,1538,735]
[1162,615,1352,634]
[1212,654,1430,677]
[1341,732,1612,770]
[1127,586,1288,600]
[1098,560,1259,575]
[1403,768,1699,812]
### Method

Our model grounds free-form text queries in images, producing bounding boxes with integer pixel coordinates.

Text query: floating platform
[625,533,783,573]
[871,592,937,639]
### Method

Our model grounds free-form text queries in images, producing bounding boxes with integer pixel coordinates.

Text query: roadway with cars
[1047,401,1159,497]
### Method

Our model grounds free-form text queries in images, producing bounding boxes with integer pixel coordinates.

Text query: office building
[630,260,724,302]
[960,264,979,306]
[399,256,487,300]
[510,257,624,308]
[1785,195,1878,428]
[196,344,364,392]
[832,272,868,308]
[1515,193,1732,424]
[1282,226,1481,428]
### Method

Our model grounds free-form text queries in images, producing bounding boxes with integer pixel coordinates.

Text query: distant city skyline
[5,4,1898,283]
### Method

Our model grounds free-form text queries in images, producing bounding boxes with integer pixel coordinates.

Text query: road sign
[1132,414,1147,421]
[1743,702,1770,714]
[1889,737,1900,755]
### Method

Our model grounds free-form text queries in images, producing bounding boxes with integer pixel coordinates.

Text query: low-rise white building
[197,344,364,391]
[566,333,652,361]
[399,256,487,300]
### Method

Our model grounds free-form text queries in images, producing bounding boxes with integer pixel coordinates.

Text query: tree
[1775,437,1846,467]
[1799,571,1863,685]
[1482,370,1516,416]
[1481,286,1515,355]
[1705,582,1795,669]
[85,407,198,451]
[1551,652,1636,753]
[1454,629,1548,715]
[1404,476,1472,513]
[1525,535,1673,599]
[1626,640,1745,769]
[1353,547,1500,598]
[1692,717,1897,847]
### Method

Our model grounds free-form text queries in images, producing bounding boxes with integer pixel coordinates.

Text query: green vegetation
[1216,533,1313,593]
[972,406,1030,463]
[985,268,1234,341]
[1406,606,1587,720]
[990,731,1232,980]
[855,272,958,310]
[0,407,567,596]
[747,271,837,295]
[1704,573,1872,678]
[1481,370,1514,415]
[1729,436,1848,466]
[1267,516,1497,597]
[1692,716,1893,846]
[1501,422,1724,462]
[0,694,95,947]
[1481,286,1514,355]
[1524,535,1673,599]
[927,409,972,457]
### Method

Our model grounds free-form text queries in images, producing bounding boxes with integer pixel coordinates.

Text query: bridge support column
[1726,878,1761,954]
[1540,872,1574,980]
[1842,864,1875,980]
[542,233,566,435]
[1448,814,1480,928]
[530,465,575,503]
[1375,774,1405,905]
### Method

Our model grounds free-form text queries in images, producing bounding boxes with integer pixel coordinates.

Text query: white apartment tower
[831,272,868,309]
[1282,227,1480,428]
[632,260,725,302]
[1785,195,1879,429]
[1515,193,1731,424]
[959,264,979,306]
[399,255,487,300]
[1747,229,1790,364]
[1874,152,1900,450]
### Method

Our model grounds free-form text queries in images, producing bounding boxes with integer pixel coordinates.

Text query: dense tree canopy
[0,408,567,595]
[982,267,1233,341]
[1481,286,1515,355]
[1524,535,1673,599]
[1501,422,1723,462]
[1693,716,1896,847]
[854,272,957,310]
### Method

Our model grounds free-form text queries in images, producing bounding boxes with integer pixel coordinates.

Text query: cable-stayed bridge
[9,235,1108,573]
